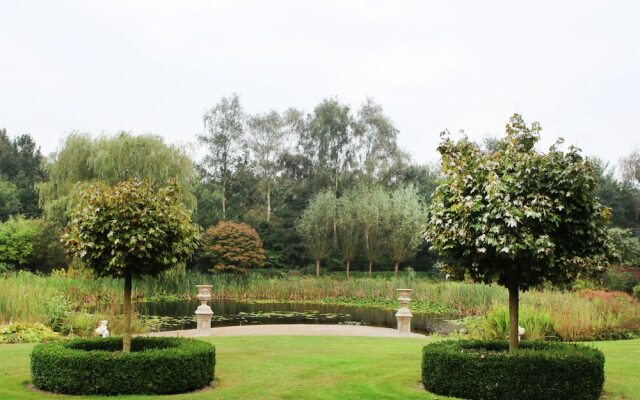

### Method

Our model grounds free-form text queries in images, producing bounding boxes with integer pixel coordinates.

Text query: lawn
[0,336,638,399]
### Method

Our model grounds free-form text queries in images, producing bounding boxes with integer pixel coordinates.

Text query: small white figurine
[518,325,525,342]
[95,320,110,338]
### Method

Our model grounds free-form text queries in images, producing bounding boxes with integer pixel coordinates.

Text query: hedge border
[422,340,604,400]
[31,336,215,395]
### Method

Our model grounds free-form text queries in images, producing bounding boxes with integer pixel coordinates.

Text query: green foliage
[593,159,640,233]
[201,221,266,273]
[30,337,215,395]
[387,186,426,269]
[426,114,611,290]
[0,129,46,218]
[64,180,199,278]
[0,323,59,344]
[422,340,605,400]
[621,149,640,187]
[356,186,389,269]
[0,217,39,270]
[200,93,245,220]
[634,284,640,300]
[296,190,336,267]
[481,306,554,340]
[44,295,71,332]
[39,132,195,226]
[64,180,198,351]
[304,98,354,192]
[605,266,640,293]
[335,191,360,274]
[0,218,66,273]
[0,177,20,221]
[608,227,640,266]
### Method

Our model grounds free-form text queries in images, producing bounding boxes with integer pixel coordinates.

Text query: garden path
[142,324,426,338]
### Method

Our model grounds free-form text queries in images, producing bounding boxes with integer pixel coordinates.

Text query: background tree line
[1,96,640,275]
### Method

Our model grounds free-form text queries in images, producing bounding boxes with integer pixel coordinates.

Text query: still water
[136,300,459,335]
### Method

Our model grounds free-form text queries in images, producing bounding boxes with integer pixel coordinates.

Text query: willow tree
[357,187,389,277]
[425,114,610,351]
[387,186,425,277]
[39,132,195,226]
[64,181,199,352]
[336,191,360,279]
[296,190,336,276]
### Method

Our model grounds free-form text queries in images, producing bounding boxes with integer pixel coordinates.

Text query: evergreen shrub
[31,337,215,395]
[422,340,604,400]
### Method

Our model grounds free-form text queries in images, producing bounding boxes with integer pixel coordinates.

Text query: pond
[136,300,460,335]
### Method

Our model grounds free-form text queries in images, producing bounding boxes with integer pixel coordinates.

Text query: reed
[1,270,638,341]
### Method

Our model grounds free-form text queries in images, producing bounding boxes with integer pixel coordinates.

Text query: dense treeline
[1,96,640,275]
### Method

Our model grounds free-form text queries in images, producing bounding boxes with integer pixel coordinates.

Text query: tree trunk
[316,259,320,277]
[394,262,399,278]
[123,271,132,353]
[368,261,372,278]
[508,285,519,352]
[346,260,350,280]
[266,186,271,223]
[222,179,226,220]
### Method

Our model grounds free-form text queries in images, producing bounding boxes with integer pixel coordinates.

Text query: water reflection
[136,300,459,335]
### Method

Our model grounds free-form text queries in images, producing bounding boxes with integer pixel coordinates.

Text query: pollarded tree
[336,191,360,279]
[64,181,199,352]
[202,221,266,273]
[356,186,389,277]
[425,114,611,351]
[296,190,336,276]
[387,186,426,277]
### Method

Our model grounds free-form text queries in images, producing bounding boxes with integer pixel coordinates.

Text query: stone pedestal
[395,288,413,336]
[195,285,213,336]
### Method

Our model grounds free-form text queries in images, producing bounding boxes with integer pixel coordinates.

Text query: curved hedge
[31,336,215,395]
[422,340,604,400]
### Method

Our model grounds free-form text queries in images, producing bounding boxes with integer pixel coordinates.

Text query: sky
[1,0,639,168]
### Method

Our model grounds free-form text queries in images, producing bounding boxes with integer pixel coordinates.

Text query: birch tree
[246,109,296,223]
[200,93,245,220]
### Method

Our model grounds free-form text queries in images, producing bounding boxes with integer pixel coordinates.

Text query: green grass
[0,336,638,399]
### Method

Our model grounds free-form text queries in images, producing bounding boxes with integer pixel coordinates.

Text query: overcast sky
[1,0,639,168]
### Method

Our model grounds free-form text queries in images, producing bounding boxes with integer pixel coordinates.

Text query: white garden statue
[518,325,525,341]
[95,320,110,338]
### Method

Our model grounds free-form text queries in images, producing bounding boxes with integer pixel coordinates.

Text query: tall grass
[1,270,638,340]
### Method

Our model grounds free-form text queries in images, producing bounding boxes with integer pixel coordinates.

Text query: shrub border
[422,340,604,400]
[31,336,215,395]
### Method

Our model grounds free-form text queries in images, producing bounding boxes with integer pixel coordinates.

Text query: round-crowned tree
[202,221,266,273]
[425,114,611,351]
[64,180,199,352]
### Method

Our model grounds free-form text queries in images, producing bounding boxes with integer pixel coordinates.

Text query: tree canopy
[201,221,266,273]
[64,180,199,351]
[425,114,611,350]
[0,129,46,217]
[39,132,195,226]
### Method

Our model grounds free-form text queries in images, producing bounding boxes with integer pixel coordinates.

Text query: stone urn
[395,288,413,335]
[195,285,214,336]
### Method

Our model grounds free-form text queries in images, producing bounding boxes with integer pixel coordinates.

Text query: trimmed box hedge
[422,340,604,400]
[31,336,215,395]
